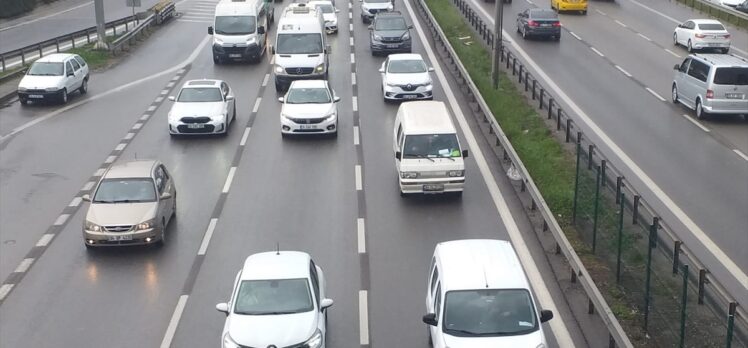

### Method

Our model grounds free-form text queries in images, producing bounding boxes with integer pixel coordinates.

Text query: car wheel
[581,10,587,14]
[673,33,679,46]
[722,48,729,54]
[695,99,708,120]
[671,84,679,104]
[79,78,88,94]
[60,88,68,104]
[687,40,693,52]
[85,242,94,250]
[522,27,528,39]
[555,33,561,41]
[275,80,284,92]
[427,327,433,346]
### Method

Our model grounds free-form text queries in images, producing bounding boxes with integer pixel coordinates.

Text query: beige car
[82,160,176,248]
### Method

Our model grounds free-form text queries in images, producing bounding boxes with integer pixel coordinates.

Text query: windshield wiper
[111,199,146,203]
[403,154,435,162]
[93,200,116,203]
[443,328,482,336]
[437,154,456,161]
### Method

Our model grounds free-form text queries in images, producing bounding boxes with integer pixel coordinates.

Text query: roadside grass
[68,43,113,71]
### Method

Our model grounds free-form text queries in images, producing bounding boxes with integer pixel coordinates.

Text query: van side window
[679,58,690,73]
[433,283,442,319]
[74,56,87,67]
[687,60,709,82]
[430,264,439,293]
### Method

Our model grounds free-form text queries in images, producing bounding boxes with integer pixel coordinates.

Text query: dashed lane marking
[140,114,150,121]
[595,9,606,15]
[159,295,189,348]
[69,197,83,207]
[105,155,117,164]
[262,74,269,87]
[615,20,627,27]
[82,181,95,191]
[147,106,157,112]
[569,31,581,40]
[155,96,164,103]
[358,290,369,345]
[352,96,358,111]
[252,98,262,113]
[240,128,251,146]
[353,126,360,145]
[53,214,69,226]
[36,234,54,247]
[14,258,34,274]
[734,149,748,162]
[222,167,237,193]
[646,87,666,102]
[350,53,355,64]
[590,47,604,57]
[114,143,127,151]
[124,132,135,140]
[197,218,219,256]
[0,284,14,302]
[133,123,143,130]
[93,168,106,177]
[638,33,651,41]
[615,65,632,77]
[682,114,710,132]
[351,72,357,85]
[357,218,366,253]
[355,165,362,191]
[665,49,682,58]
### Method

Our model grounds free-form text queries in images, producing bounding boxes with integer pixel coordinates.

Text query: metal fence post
[726,302,736,348]
[698,269,706,304]
[633,195,640,224]
[615,177,623,204]
[565,119,571,142]
[557,108,562,130]
[572,141,582,223]
[588,145,594,170]
[673,241,682,275]
[679,264,689,348]
[643,217,659,333]
[548,98,554,119]
[592,165,601,253]
[616,193,625,283]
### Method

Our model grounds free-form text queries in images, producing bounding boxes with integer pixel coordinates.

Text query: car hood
[86,202,158,226]
[441,329,545,348]
[275,53,325,68]
[282,103,335,118]
[322,13,337,22]
[18,75,65,89]
[385,72,431,85]
[169,101,225,119]
[400,157,464,172]
[373,29,407,38]
[228,311,317,347]
[214,33,257,46]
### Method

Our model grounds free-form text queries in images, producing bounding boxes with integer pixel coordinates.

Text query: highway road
[465,0,748,306]
[0,0,607,346]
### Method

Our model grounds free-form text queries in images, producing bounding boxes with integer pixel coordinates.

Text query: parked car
[673,19,731,53]
[17,53,89,105]
[360,0,394,23]
[279,80,340,137]
[517,9,561,41]
[308,0,339,34]
[379,53,434,101]
[672,54,748,119]
[369,11,412,55]
[167,79,236,136]
[81,160,176,248]
[216,251,333,348]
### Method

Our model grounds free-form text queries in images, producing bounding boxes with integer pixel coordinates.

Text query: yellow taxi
[551,0,588,14]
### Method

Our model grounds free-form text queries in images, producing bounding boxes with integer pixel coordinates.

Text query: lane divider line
[0,284,14,302]
[14,258,34,274]
[350,53,355,64]
[262,74,270,87]
[35,234,54,247]
[358,290,370,345]
[595,9,606,15]
[357,218,366,254]
[682,114,710,132]
[222,167,237,193]
[159,294,189,348]
[665,48,681,58]
[252,97,262,113]
[590,47,605,57]
[114,143,127,151]
[124,132,135,140]
[614,19,627,27]
[615,65,632,77]
[355,165,362,191]
[353,125,360,145]
[105,155,117,164]
[733,149,748,162]
[69,197,83,207]
[133,123,143,130]
[147,105,157,112]
[352,96,358,111]
[53,214,69,226]
[351,72,357,85]
[350,37,354,46]
[240,127,251,146]
[646,87,666,102]
[637,33,651,41]
[82,181,95,191]
[569,31,581,40]
[197,218,219,256]
[93,168,106,177]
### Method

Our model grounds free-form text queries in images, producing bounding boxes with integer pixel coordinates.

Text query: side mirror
[226,95,235,101]
[378,68,385,73]
[395,151,401,159]
[334,96,341,102]
[257,26,265,34]
[82,194,91,202]
[168,96,176,101]
[160,192,173,200]
[462,149,469,158]
[320,298,334,310]
[278,97,285,103]
[208,26,214,35]
[540,309,554,323]
[216,303,229,314]
[422,313,437,326]
[673,64,681,70]
[428,67,435,72]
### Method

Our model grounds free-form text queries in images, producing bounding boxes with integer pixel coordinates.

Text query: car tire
[722,48,729,54]
[213,55,222,64]
[59,88,68,104]
[555,33,561,41]
[522,27,528,39]
[695,99,709,120]
[581,10,587,14]
[671,84,679,104]
[79,78,88,94]
[673,33,679,46]
[275,80,284,92]
[687,40,693,52]
[427,327,433,346]
[85,242,94,250]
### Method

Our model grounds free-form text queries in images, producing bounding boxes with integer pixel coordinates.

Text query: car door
[675,58,692,105]
[309,261,325,333]
[63,60,77,92]
[686,60,709,106]
[257,4,268,49]
[430,282,443,348]
[69,58,83,89]
[380,59,388,89]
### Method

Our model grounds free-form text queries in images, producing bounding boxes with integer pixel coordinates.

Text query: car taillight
[723,34,731,38]
[528,20,538,27]
[695,33,706,38]
[706,89,714,99]
[552,21,561,27]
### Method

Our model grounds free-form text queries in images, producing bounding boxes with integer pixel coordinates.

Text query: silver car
[672,54,748,119]
[82,160,176,248]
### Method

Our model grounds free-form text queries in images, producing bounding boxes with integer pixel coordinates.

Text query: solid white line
[140,114,150,121]
[14,258,34,273]
[682,114,710,132]
[240,128,251,146]
[105,155,117,164]
[53,214,69,226]
[36,234,54,247]
[352,96,358,111]
[252,98,262,113]
[222,167,237,193]
[590,47,604,57]
[615,65,632,77]
[124,132,135,140]
[595,9,607,15]
[350,53,355,64]
[0,1,92,32]
[155,96,164,103]
[197,219,219,256]
[358,290,369,345]
[465,0,748,296]
[350,37,354,46]
[147,106,157,112]
[355,165,363,190]
[646,87,666,102]
[115,143,127,151]
[614,20,627,27]
[353,126,360,145]
[406,2,576,346]
[160,295,189,348]
[352,72,357,85]
[357,218,366,253]
[0,284,14,302]
[69,197,83,207]
[132,123,143,130]
[262,74,270,87]
[734,149,748,162]
[665,49,682,58]
[569,31,581,40]
[82,181,95,191]
[93,168,106,177]
[637,33,652,41]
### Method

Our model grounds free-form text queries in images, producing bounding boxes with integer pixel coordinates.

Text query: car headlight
[303,329,323,348]
[385,82,397,87]
[315,63,325,73]
[447,170,464,177]
[373,34,383,41]
[45,87,59,92]
[400,171,419,179]
[222,333,240,348]
[275,65,285,74]
[246,36,256,45]
[136,219,156,231]
[325,112,337,121]
[281,113,292,120]
[215,37,224,45]
[85,220,102,232]
[402,32,410,40]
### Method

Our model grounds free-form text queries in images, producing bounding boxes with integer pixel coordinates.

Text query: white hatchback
[673,19,731,53]
[17,53,89,105]
[380,53,434,101]
[216,251,333,348]
[279,80,340,137]
[167,79,236,136]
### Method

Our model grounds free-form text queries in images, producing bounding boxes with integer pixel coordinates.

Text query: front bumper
[281,115,338,134]
[361,8,391,21]
[18,89,62,101]
[370,40,411,53]
[399,177,465,194]
[169,118,227,135]
[83,227,162,247]
[325,22,338,33]
[213,43,262,61]
[383,84,433,100]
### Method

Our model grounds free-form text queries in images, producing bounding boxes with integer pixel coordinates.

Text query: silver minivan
[672,54,748,119]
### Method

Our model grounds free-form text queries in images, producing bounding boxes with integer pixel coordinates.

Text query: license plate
[725,93,744,99]
[187,123,205,129]
[423,184,444,192]
[29,95,43,99]
[228,54,242,58]
[541,24,551,27]
[403,95,418,99]
[300,124,317,129]
[386,44,399,48]
[107,235,133,241]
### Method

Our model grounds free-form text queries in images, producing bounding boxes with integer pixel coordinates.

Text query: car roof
[104,160,157,179]
[182,79,222,88]
[290,79,328,88]
[692,53,748,67]
[215,1,255,15]
[435,239,530,291]
[399,101,456,135]
[308,0,333,5]
[35,53,76,63]
[240,251,311,280]
[690,18,723,24]
[389,53,424,61]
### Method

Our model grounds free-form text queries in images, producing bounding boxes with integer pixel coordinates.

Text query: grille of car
[380,36,403,43]
[24,89,47,93]
[288,116,327,124]
[180,116,212,123]
[285,67,315,75]
[369,8,382,14]
[177,125,216,133]
[105,225,133,232]
[222,46,246,54]
[398,84,419,91]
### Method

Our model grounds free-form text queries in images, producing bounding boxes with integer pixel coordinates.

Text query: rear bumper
[558,2,587,10]
[526,28,561,36]
[691,40,730,49]
[702,99,748,115]
[371,41,412,53]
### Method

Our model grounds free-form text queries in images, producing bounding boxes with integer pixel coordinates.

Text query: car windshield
[286,87,331,104]
[388,59,427,73]
[443,289,538,337]
[375,17,407,30]
[315,4,334,13]
[234,279,314,315]
[27,62,63,76]
[215,15,256,35]
[530,10,558,19]
[713,67,748,85]
[276,33,323,54]
[402,134,461,158]
[177,88,223,102]
[698,23,725,30]
[93,178,156,203]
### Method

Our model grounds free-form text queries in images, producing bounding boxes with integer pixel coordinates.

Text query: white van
[208,0,274,64]
[272,3,329,91]
[392,101,467,196]
[424,239,554,348]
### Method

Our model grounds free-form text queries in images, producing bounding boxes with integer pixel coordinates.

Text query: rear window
[530,10,558,19]
[698,23,725,30]
[713,67,748,85]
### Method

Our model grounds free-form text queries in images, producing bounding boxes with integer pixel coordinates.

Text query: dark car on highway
[737,0,748,13]
[516,9,561,41]
[369,11,412,56]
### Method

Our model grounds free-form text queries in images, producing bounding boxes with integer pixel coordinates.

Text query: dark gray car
[369,11,412,56]
[516,9,561,41]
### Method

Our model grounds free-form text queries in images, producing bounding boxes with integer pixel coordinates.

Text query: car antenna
[276,242,280,255]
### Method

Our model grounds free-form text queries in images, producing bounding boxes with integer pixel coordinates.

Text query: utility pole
[490,0,503,89]
[94,0,108,50]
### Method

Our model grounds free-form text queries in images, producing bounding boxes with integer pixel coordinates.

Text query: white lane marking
[665,49,682,58]
[355,165,363,190]
[155,96,164,103]
[358,290,369,345]
[160,295,189,348]
[124,132,135,140]
[140,114,150,121]
[350,23,354,32]
[114,143,127,151]
[171,76,180,82]
[105,155,117,164]
[0,36,212,144]
[0,284,14,302]
[682,114,710,132]
[406,2,576,346]
[240,128,251,146]
[638,33,652,41]
[646,87,666,102]
[270,54,275,65]
[595,9,607,15]
[353,126,360,145]
[590,47,605,57]
[132,123,143,130]
[614,20,627,27]
[82,181,95,191]
[350,53,356,64]
[186,8,214,13]
[167,82,175,88]
[350,37,354,46]
[352,96,358,111]
[147,105,157,112]
[357,218,366,253]
[69,197,83,207]
[0,1,92,32]
[615,65,632,77]
[94,168,106,177]
[222,167,237,193]
[465,0,748,293]
[352,72,357,85]
[36,234,54,247]
[734,149,748,162]
[197,218,219,256]
[14,258,34,273]
[252,98,262,113]
[160,90,169,95]
[569,31,581,40]
[53,214,69,226]
[262,74,270,87]
[349,12,352,19]
[526,0,533,3]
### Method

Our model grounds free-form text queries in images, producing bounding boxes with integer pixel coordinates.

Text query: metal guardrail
[413,0,634,347]
[109,14,156,55]
[675,0,748,28]
[153,0,177,24]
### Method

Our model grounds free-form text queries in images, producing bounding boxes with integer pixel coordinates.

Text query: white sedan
[379,53,434,102]
[309,0,340,34]
[167,79,236,136]
[673,19,731,53]
[216,251,333,348]
[279,80,340,137]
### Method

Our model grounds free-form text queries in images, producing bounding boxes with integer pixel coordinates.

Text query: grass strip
[68,44,113,71]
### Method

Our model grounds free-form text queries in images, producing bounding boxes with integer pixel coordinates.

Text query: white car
[167,79,236,136]
[17,53,89,105]
[216,251,333,348]
[361,0,394,23]
[309,0,340,34]
[279,80,340,137]
[380,53,434,102]
[673,19,731,53]
[720,0,742,7]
